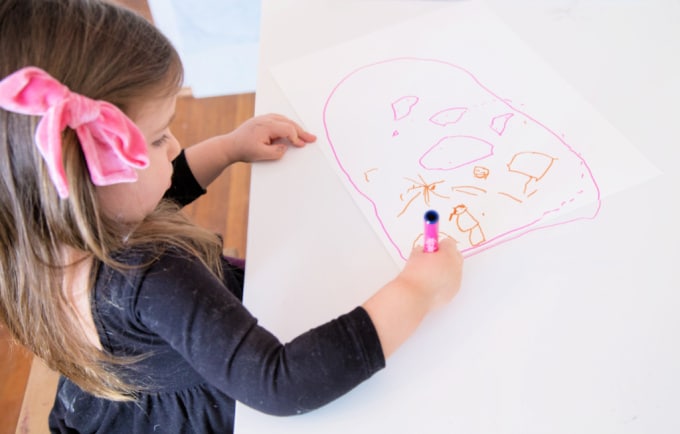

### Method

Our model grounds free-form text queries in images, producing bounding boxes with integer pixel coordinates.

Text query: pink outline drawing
[490,113,514,135]
[430,107,468,126]
[322,57,601,260]
[392,96,419,120]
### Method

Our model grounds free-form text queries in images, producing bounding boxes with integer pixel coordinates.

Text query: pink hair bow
[0,66,149,198]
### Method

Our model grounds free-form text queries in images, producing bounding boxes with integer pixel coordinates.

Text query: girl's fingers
[298,129,317,144]
[263,114,316,146]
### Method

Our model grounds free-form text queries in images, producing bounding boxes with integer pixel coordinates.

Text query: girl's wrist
[216,132,241,166]
[362,277,432,358]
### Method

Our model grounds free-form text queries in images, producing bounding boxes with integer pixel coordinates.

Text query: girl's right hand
[362,238,463,359]
[397,238,463,312]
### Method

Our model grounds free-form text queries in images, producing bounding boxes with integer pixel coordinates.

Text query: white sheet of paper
[237,1,680,433]
[270,1,661,264]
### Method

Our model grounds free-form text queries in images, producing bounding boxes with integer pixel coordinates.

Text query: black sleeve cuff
[163,150,207,207]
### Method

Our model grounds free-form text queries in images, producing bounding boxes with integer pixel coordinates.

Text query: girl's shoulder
[92,245,222,351]
[102,244,207,293]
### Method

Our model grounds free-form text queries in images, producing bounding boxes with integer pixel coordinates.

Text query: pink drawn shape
[429,107,468,126]
[391,96,419,120]
[419,135,494,171]
[490,113,513,135]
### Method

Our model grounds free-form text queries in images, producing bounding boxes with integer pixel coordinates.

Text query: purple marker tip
[423,210,439,253]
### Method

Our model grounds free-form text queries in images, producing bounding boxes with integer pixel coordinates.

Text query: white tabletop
[237,1,680,433]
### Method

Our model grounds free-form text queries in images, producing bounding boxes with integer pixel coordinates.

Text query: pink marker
[423,210,439,253]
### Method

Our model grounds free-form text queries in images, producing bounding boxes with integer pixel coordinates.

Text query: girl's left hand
[227,113,316,163]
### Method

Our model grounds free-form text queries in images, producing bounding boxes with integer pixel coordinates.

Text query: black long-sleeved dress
[48,152,385,433]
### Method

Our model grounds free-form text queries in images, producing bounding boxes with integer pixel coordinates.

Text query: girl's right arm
[133,238,462,416]
[362,238,463,358]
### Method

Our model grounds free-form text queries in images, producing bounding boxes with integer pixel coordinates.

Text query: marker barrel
[423,210,439,253]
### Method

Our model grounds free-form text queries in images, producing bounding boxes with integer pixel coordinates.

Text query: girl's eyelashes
[152,134,169,147]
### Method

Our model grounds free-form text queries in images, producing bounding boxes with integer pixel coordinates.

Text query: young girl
[0,0,463,432]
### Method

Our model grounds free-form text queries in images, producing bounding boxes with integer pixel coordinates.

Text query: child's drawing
[322,57,601,259]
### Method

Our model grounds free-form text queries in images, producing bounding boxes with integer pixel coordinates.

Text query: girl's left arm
[182,113,316,189]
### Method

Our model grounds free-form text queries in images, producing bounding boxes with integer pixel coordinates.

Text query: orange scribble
[507,151,556,179]
[497,191,523,203]
[473,166,490,179]
[397,174,449,217]
[507,151,557,195]
[452,185,487,196]
[449,204,486,246]
[364,168,378,183]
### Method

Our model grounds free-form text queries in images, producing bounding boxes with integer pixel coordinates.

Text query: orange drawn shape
[404,174,449,205]
[397,174,449,217]
[507,151,556,181]
[449,204,486,246]
[452,185,487,196]
[468,226,486,246]
[397,191,421,217]
[449,204,478,231]
[498,192,523,203]
[364,168,378,183]
[473,166,490,179]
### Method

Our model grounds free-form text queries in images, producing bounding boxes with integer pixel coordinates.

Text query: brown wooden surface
[0,1,254,432]
[0,329,32,434]
[175,94,254,258]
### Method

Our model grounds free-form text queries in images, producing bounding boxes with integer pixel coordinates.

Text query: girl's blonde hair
[0,0,223,400]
